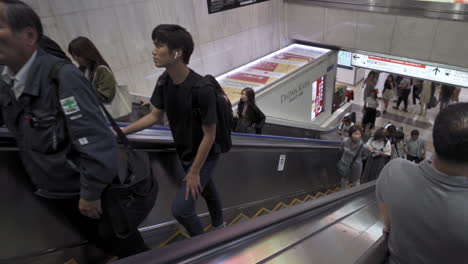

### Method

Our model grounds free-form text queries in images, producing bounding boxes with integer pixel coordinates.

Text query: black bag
[376,110,382,118]
[50,62,158,239]
[427,96,439,109]
[99,94,158,239]
[193,76,233,153]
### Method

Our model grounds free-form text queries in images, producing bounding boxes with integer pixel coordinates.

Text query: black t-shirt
[150,70,217,163]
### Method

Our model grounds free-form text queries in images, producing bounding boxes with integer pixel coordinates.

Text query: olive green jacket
[92,65,116,103]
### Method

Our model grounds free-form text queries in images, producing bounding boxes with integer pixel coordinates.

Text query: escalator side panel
[0,142,341,261]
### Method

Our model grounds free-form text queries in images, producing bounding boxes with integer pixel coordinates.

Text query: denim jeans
[172,156,224,236]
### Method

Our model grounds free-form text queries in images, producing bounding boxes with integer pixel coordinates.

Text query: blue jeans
[172,156,224,236]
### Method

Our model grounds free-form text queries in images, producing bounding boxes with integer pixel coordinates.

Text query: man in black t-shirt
[122,24,224,236]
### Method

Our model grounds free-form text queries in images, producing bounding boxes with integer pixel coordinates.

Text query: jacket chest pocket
[23,114,68,153]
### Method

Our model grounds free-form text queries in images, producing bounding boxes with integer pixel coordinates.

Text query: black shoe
[383,110,387,114]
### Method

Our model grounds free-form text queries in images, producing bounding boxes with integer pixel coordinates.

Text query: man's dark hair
[433,103,468,163]
[0,0,43,42]
[373,128,386,141]
[411,129,419,137]
[151,24,194,64]
[348,125,362,137]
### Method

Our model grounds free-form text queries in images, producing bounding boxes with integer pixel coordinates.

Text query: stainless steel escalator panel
[262,203,382,264]
[189,190,380,264]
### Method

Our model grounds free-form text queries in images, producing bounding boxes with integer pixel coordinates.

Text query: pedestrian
[121,24,226,236]
[419,80,432,116]
[337,115,354,138]
[439,85,454,111]
[68,36,116,105]
[405,129,426,163]
[363,71,377,105]
[362,89,379,134]
[382,75,396,114]
[394,77,411,112]
[337,125,369,189]
[0,1,148,260]
[235,87,266,134]
[361,128,391,183]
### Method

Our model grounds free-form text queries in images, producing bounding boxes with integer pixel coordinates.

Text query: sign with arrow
[351,52,468,87]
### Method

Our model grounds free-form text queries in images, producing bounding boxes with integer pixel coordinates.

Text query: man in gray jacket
[0,0,147,259]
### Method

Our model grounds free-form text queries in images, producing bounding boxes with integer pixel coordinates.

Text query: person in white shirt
[361,128,391,183]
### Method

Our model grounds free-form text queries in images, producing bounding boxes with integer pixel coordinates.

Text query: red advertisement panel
[249,61,279,72]
[311,76,325,120]
[227,72,270,84]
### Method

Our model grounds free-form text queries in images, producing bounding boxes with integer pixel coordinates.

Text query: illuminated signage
[216,44,331,102]
[351,53,468,87]
[311,76,325,120]
[337,51,352,69]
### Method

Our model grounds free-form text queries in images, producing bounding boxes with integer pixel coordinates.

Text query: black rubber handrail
[116,182,376,264]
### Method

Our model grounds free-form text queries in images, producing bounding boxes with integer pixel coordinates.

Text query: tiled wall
[287,1,468,70]
[24,0,287,96]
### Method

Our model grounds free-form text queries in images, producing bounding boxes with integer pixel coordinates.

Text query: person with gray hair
[377,103,468,264]
[0,0,148,260]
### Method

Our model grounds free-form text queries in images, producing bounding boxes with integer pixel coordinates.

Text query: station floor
[333,81,467,156]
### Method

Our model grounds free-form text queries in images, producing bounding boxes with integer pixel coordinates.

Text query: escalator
[0,125,345,264]
[117,182,388,264]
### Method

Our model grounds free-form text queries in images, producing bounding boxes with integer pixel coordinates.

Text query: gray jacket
[0,49,117,200]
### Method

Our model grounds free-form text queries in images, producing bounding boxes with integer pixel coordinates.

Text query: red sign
[249,61,279,72]
[227,72,269,84]
[311,76,325,120]
[368,56,426,68]
[274,52,315,62]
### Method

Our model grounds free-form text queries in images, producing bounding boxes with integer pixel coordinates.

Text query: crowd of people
[337,121,426,189]
[338,69,468,263]
[0,1,466,263]
[359,71,462,133]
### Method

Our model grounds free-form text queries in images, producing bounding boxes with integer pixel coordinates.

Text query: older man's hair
[433,103,468,163]
[0,0,43,42]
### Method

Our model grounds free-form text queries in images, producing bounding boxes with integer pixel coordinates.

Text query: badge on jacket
[60,96,80,115]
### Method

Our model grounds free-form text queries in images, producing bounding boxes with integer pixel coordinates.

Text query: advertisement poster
[217,44,330,102]
[207,0,270,14]
[311,76,325,120]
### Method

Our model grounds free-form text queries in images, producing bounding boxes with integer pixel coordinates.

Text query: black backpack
[192,76,233,153]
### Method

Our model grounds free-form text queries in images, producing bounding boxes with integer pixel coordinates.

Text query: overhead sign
[337,51,352,69]
[217,44,331,102]
[207,0,270,14]
[351,53,468,87]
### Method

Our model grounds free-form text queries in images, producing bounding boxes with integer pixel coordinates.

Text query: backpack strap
[350,142,364,166]
[49,61,130,147]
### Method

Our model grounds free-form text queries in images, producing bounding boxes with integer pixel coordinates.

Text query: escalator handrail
[117,122,340,144]
[116,182,376,264]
